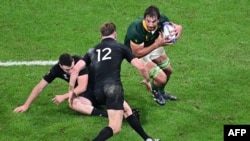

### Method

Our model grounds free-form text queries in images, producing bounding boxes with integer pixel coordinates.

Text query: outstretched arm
[130,58,151,91]
[13,79,48,113]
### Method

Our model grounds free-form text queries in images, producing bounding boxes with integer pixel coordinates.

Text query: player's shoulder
[45,63,61,77]
[72,55,81,62]
[87,47,95,53]
[128,17,143,32]
[50,63,60,71]
[127,21,145,42]
[159,14,170,23]
[72,55,81,59]
[118,42,130,50]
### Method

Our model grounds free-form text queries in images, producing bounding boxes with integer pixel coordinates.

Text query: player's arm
[68,60,86,104]
[52,74,88,105]
[130,33,172,58]
[130,41,157,58]
[13,79,48,113]
[72,74,88,96]
[68,60,86,91]
[130,58,151,91]
[52,93,69,105]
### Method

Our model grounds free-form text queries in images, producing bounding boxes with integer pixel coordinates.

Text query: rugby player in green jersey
[124,5,183,105]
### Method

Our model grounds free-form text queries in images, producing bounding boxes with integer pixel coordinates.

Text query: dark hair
[143,5,160,19]
[59,53,73,66]
[100,22,116,36]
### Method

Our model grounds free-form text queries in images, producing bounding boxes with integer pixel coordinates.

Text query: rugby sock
[126,114,150,140]
[158,71,172,93]
[158,82,167,93]
[151,80,158,92]
[91,108,108,117]
[92,126,113,141]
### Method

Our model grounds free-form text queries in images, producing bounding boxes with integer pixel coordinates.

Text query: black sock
[126,114,150,140]
[92,126,113,141]
[91,108,108,117]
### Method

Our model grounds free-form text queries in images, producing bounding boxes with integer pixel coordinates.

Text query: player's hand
[52,95,66,105]
[173,24,182,39]
[140,79,152,92]
[155,32,174,47]
[13,105,29,113]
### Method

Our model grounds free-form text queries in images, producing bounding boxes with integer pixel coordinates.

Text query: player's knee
[123,109,132,118]
[154,76,167,85]
[69,98,79,109]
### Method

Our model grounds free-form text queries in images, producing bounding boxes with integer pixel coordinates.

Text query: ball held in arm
[162,22,176,43]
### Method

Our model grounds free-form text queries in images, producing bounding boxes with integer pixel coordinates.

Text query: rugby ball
[162,22,176,43]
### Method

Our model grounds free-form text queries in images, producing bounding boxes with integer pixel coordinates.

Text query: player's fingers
[13,109,22,113]
[13,109,18,112]
[52,98,57,104]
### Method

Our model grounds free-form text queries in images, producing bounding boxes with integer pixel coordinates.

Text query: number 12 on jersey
[96,48,112,61]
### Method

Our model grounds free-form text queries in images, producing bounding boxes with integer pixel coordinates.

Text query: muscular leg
[70,97,107,117]
[141,50,176,102]
[145,61,167,87]
[93,110,123,141]
[153,53,177,100]
[123,101,153,140]
[152,53,173,84]
[140,60,167,105]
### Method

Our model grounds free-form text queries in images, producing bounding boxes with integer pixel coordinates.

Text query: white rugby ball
[162,22,176,43]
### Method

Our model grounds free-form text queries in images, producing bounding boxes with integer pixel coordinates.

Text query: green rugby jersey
[124,14,170,49]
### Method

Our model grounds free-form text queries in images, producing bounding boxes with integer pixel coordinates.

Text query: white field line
[0,60,58,66]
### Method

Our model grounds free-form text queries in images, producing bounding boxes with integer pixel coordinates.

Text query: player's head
[100,22,117,39]
[59,53,74,74]
[143,5,160,31]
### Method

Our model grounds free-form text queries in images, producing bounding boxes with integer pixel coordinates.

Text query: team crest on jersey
[63,74,69,80]
[145,35,148,41]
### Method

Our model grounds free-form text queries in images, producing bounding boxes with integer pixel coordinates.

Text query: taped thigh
[158,58,170,69]
[149,65,161,79]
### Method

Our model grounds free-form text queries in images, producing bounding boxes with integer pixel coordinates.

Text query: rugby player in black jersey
[14,53,107,117]
[68,22,160,141]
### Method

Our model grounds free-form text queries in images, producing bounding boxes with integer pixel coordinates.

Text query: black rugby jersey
[43,56,88,87]
[83,38,135,87]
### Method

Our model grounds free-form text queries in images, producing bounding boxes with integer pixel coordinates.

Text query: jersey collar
[142,20,158,33]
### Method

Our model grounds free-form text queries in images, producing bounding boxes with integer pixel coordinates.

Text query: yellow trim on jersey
[142,20,158,33]
[142,20,150,32]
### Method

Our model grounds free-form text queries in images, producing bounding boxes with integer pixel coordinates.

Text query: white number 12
[96,48,112,61]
